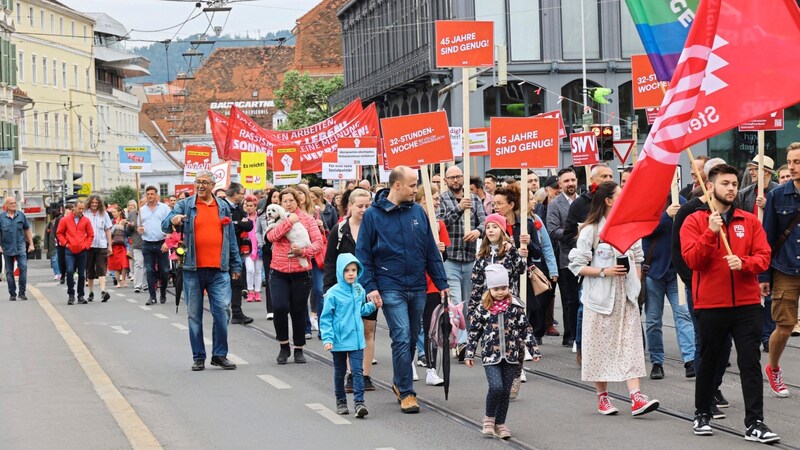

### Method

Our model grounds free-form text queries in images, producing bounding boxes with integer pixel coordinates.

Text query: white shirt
[86,209,112,248]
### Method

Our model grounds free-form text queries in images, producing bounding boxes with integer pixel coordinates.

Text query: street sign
[569,132,599,167]
[77,183,92,196]
[612,140,636,165]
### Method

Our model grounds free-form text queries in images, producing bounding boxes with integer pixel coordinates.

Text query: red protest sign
[646,108,659,124]
[738,110,784,131]
[570,132,599,167]
[435,21,494,68]
[631,54,666,109]
[381,111,453,168]
[612,140,635,165]
[489,117,559,169]
[174,184,195,196]
[534,110,568,139]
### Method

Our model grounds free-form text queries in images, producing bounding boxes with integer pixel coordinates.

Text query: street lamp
[59,155,70,207]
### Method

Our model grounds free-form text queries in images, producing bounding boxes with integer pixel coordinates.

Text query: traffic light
[590,125,614,161]
[65,172,83,203]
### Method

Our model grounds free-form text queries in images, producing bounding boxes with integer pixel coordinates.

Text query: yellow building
[12,0,98,234]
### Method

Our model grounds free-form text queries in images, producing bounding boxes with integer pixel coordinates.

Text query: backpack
[429,301,466,350]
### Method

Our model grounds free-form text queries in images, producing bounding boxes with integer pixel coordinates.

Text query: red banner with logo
[174,184,195,196]
[183,145,213,182]
[265,98,363,143]
[208,110,229,160]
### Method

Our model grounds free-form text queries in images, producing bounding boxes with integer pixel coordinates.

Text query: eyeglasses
[446,175,463,181]
[194,180,213,186]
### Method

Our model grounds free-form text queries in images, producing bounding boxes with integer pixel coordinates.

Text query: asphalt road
[2,261,800,450]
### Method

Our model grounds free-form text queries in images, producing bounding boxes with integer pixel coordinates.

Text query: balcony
[97,80,114,95]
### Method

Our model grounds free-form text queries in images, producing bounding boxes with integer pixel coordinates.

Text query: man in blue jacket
[356,166,449,414]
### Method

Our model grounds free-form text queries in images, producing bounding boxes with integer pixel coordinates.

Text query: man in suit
[546,168,578,344]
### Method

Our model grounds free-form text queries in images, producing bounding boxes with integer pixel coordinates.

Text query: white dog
[265,204,312,268]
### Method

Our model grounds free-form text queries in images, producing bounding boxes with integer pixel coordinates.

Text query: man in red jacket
[681,164,778,443]
[56,201,94,305]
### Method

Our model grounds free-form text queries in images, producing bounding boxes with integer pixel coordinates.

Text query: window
[46,161,51,180]
[19,112,25,146]
[562,0,600,60]
[31,54,36,83]
[88,118,93,148]
[85,67,89,91]
[71,21,74,39]
[561,79,601,134]
[34,161,39,189]
[509,0,541,61]
[42,56,46,85]
[620,5,645,58]
[91,164,96,189]
[50,14,53,32]
[62,113,68,148]
[17,50,22,81]
[15,3,19,25]
[159,183,169,197]
[33,111,38,147]
[28,6,32,27]
[54,114,59,148]
[61,62,66,88]
[483,84,544,123]
[77,115,83,148]
[59,17,63,36]
[39,10,43,30]
[83,25,87,42]
[475,0,506,47]
[43,113,49,147]
[73,64,77,89]
[52,58,56,87]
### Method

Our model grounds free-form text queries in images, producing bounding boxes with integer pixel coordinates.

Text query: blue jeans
[65,249,86,299]
[484,361,517,424]
[51,255,60,276]
[142,240,169,300]
[645,271,696,364]
[382,290,426,398]
[4,253,27,296]
[762,295,775,344]
[184,268,231,361]
[444,260,473,344]
[415,318,426,358]
[333,349,364,403]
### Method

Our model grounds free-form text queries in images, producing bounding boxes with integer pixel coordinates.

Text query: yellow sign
[240,152,267,190]
[77,183,92,196]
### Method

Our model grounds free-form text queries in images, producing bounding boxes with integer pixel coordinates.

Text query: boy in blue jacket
[320,253,377,418]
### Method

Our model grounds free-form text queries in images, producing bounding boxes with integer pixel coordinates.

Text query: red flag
[601,0,800,252]
[224,106,271,162]
[207,110,229,160]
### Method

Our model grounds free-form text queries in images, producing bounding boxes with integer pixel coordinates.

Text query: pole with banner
[119,145,152,226]
[490,116,559,309]
[436,20,493,236]
[738,109,784,222]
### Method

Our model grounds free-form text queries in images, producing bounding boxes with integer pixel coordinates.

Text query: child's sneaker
[764,364,789,397]
[336,400,349,415]
[245,291,254,302]
[354,402,369,418]
[598,393,619,415]
[494,424,511,440]
[482,416,495,436]
[631,391,660,416]
[412,363,419,381]
[253,292,262,302]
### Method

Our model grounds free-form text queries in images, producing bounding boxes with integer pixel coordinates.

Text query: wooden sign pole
[757,130,765,222]
[631,120,639,164]
[670,167,686,305]
[462,68,472,235]
[134,172,142,227]
[519,169,529,310]
[686,149,732,255]
[420,165,440,246]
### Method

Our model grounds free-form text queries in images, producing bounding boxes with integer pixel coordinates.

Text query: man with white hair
[0,197,33,301]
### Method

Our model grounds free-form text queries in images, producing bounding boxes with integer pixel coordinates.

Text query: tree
[107,185,138,208]
[274,71,344,129]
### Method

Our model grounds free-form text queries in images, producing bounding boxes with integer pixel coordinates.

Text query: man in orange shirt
[164,170,243,371]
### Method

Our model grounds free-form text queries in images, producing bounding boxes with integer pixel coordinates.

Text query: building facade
[333,0,800,183]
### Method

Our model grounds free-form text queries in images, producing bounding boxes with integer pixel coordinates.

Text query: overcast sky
[61,0,322,47]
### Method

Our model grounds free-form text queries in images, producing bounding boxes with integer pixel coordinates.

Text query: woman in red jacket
[267,187,324,365]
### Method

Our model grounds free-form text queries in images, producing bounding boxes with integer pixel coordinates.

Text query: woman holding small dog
[267,187,325,365]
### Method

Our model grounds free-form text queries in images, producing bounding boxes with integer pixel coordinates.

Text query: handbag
[111,228,127,246]
[529,265,552,296]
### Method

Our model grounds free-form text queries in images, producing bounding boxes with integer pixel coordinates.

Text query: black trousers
[231,265,247,317]
[57,246,66,283]
[557,268,580,342]
[261,246,273,314]
[270,270,311,346]
[423,293,440,370]
[695,304,764,427]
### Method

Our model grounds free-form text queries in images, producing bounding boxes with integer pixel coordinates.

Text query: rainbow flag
[624,0,699,81]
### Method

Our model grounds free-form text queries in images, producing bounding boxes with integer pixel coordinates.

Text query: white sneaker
[372,358,377,365]
[310,316,319,331]
[266,312,274,320]
[524,348,533,361]
[520,369,527,383]
[412,363,419,381]
[426,368,444,386]
[572,342,578,353]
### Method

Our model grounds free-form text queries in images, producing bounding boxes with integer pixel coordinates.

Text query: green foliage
[107,185,138,209]
[274,71,345,129]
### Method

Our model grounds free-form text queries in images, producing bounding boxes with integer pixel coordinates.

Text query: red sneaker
[597,394,619,415]
[765,364,789,397]
[631,391,659,416]
[545,326,560,337]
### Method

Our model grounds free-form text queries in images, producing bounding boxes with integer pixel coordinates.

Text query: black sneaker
[744,421,780,444]
[133,287,141,293]
[87,292,94,302]
[711,403,725,420]
[713,390,729,408]
[685,361,696,378]
[762,341,769,353]
[146,298,157,306]
[417,355,428,367]
[650,363,665,380]
[293,349,306,364]
[101,291,110,302]
[67,296,75,305]
[693,413,713,436]
[77,297,88,304]
[9,295,15,301]
[336,400,349,415]
[457,343,467,362]
[345,373,354,393]
[18,294,27,301]
[230,315,254,325]
[276,346,290,365]
[354,402,369,418]
[160,295,167,304]
[363,375,375,391]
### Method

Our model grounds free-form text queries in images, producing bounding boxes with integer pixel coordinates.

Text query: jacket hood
[372,188,414,212]
[336,253,363,286]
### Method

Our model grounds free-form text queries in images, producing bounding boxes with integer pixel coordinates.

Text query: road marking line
[226,353,249,365]
[153,313,168,319]
[171,323,188,330]
[115,293,125,297]
[139,305,152,311]
[376,448,397,450]
[306,403,351,425]
[258,374,292,389]
[36,282,59,287]
[126,298,137,303]
[28,285,162,449]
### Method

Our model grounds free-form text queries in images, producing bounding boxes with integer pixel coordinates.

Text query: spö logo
[734,224,744,238]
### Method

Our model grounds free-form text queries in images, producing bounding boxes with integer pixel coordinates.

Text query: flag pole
[757,130,765,222]
[686,148,732,255]
[670,167,686,305]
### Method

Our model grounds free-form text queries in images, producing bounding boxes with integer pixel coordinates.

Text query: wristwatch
[599,268,606,278]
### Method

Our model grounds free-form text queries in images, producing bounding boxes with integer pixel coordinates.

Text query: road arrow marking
[306,403,351,425]
[110,326,132,335]
[258,374,292,389]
